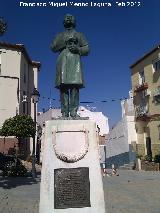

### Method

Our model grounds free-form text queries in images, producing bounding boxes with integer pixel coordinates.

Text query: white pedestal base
[39,120,105,213]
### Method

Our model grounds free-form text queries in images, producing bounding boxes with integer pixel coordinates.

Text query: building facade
[104,92,137,168]
[0,42,41,157]
[38,106,109,136]
[37,106,109,163]
[130,45,160,157]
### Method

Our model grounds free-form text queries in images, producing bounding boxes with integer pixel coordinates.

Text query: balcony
[135,105,150,121]
[154,87,160,103]
[134,82,148,92]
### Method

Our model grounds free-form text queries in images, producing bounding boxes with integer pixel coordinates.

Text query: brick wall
[0,137,30,159]
[0,137,18,155]
[141,160,160,171]
[99,135,105,145]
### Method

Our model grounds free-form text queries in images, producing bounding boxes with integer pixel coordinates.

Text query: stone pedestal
[39,119,105,213]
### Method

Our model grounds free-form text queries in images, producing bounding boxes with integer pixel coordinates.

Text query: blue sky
[1,0,160,127]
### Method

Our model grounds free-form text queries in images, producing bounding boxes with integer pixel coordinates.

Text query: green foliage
[136,154,143,159]
[0,115,36,138]
[3,161,27,177]
[0,117,14,137]
[143,155,152,162]
[154,154,160,163]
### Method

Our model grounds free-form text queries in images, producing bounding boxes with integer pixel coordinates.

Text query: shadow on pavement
[0,172,41,189]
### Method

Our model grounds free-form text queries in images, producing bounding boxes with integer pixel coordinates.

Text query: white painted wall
[37,110,53,127]
[0,44,40,156]
[126,116,137,144]
[106,118,129,158]
[104,92,137,166]
[0,49,21,127]
[0,47,38,123]
[121,93,134,117]
[1,49,21,77]
[78,106,109,136]
[38,107,109,163]
[37,106,109,136]
[120,91,137,145]
[0,78,18,127]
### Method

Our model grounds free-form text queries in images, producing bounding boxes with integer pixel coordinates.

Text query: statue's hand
[68,44,80,54]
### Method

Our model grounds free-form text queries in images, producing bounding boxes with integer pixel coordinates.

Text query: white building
[104,91,137,168]
[37,108,61,128]
[78,106,109,136]
[38,106,109,136]
[38,107,109,163]
[0,41,41,157]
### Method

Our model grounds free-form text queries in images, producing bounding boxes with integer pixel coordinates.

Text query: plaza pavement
[104,170,160,213]
[0,170,160,213]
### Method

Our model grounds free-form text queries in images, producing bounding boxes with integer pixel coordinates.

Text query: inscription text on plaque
[54,167,90,209]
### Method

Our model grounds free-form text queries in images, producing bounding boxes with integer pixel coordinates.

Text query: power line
[39,95,132,104]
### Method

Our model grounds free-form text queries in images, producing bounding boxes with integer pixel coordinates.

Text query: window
[139,70,145,85]
[154,86,160,103]
[153,59,160,72]
[136,92,148,117]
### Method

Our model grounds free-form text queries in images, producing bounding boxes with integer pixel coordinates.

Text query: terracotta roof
[130,45,160,69]
[0,41,41,70]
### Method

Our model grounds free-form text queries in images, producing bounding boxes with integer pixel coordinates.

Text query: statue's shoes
[61,113,69,118]
[70,114,80,118]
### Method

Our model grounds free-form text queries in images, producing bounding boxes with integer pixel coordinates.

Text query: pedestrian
[112,164,119,176]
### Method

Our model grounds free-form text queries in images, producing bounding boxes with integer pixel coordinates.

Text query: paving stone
[0,170,160,212]
[103,170,160,213]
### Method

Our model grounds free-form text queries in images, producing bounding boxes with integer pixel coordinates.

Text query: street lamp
[31,87,40,178]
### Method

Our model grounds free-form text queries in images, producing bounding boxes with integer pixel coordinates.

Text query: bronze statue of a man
[51,14,89,117]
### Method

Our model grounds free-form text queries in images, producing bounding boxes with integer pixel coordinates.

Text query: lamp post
[31,88,40,178]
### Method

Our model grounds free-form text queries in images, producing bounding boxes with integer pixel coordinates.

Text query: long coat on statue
[51,29,89,89]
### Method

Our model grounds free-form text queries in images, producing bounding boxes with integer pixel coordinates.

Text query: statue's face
[63,14,76,28]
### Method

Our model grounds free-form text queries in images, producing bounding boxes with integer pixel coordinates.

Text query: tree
[0,115,36,156]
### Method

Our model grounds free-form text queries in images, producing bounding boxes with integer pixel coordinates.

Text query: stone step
[119,162,135,170]
[119,166,133,170]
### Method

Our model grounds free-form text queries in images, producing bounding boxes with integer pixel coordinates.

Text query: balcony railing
[135,105,149,119]
[154,87,160,96]
[154,87,160,103]
[134,82,148,92]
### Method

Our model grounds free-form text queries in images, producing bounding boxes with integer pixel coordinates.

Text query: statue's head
[63,14,76,29]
